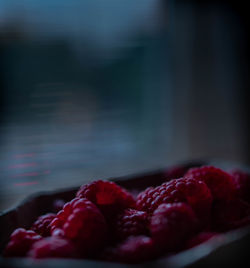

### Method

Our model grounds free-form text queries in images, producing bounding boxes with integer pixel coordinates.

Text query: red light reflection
[14,153,35,158]
[12,172,39,178]
[14,181,39,186]
[9,163,37,169]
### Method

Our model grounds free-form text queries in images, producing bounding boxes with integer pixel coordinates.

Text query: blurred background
[0,0,249,210]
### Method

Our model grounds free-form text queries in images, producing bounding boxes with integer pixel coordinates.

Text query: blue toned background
[0,0,249,210]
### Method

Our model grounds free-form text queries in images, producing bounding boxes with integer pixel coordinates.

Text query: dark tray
[1,160,250,267]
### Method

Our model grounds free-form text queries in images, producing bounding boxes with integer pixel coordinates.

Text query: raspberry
[150,203,198,251]
[28,237,77,259]
[186,232,219,248]
[101,236,155,263]
[165,162,205,180]
[114,209,149,241]
[4,228,42,257]
[231,169,250,202]
[76,180,135,218]
[136,177,212,223]
[50,197,107,256]
[212,199,250,231]
[165,166,189,180]
[31,213,56,237]
[185,166,236,201]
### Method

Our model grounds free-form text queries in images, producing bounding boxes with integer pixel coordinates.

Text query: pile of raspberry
[3,166,250,263]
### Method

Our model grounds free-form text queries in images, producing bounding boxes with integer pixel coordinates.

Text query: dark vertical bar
[0,43,5,126]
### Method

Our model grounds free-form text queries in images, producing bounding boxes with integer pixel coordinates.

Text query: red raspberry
[136,177,212,223]
[102,236,155,263]
[165,166,189,180]
[186,232,219,248]
[50,197,107,256]
[28,237,77,259]
[114,209,149,241]
[185,166,236,201]
[231,169,250,202]
[150,203,198,251]
[165,162,205,180]
[4,228,42,257]
[31,213,56,237]
[76,180,135,218]
[212,199,250,231]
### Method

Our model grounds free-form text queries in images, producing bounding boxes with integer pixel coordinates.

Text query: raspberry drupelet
[136,177,212,224]
[31,213,56,237]
[76,180,135,218]
[101,236,155,264]
[114,208,149,241]
[50,197,107,256]
[185,166,236,201]
[28,237,77,259]
[4,228,42,257]
[150,203,198,252]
